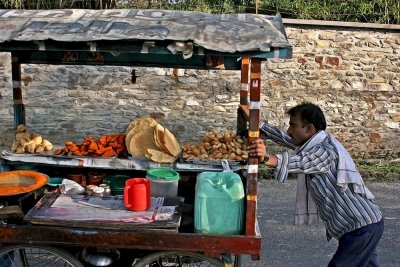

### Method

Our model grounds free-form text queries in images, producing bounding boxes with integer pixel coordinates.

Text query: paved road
[241,179,400,267]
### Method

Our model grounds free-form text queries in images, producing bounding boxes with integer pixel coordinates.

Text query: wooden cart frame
[0,9,292,266]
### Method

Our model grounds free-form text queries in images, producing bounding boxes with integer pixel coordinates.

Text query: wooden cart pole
[11,52,25,128]
[237,57,250,136]
[245,58,261,236]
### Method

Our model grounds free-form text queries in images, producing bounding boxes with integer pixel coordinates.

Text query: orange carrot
[88,141,99,152]
[102,150,117,157]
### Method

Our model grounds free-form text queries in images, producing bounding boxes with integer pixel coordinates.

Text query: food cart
[0,9,292,266]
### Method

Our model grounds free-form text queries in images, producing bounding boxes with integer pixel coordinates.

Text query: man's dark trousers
[328,219,384,267]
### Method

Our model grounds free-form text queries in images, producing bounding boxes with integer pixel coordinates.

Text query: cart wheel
[221,254,241,267]
[233,254,242,267]
[0,244,83,267]
[133,251,224,267]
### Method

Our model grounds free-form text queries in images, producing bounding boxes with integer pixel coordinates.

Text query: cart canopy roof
[0,9,292,69]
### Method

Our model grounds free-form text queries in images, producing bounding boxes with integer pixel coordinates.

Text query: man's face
[287,114,315,146]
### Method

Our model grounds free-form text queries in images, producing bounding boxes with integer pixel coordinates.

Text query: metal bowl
[80,247,120,267]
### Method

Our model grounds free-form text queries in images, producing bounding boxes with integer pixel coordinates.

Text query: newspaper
[40,194,176,223]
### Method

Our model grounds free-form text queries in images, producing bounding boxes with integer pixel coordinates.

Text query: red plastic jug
[123,178,151,211]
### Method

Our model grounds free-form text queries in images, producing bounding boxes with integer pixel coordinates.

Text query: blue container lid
[48,177,64,187]
[146,168,179,181]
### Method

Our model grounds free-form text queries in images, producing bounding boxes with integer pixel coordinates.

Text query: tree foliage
[1,0,399,24]
[258,0,400,24]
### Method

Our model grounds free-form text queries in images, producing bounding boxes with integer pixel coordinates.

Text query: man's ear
[306,123,317,135]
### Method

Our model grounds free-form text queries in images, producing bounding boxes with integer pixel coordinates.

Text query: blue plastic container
[48,177,64,187]
[194,171,245,235]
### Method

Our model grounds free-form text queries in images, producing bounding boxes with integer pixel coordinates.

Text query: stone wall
[0,19,399,159]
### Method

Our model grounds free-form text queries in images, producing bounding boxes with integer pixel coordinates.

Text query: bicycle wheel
[0,244,83,267]
[133,251,224,267]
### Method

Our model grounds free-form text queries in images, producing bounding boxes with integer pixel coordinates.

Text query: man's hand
[247,138,267,162]
[247,139,278,168]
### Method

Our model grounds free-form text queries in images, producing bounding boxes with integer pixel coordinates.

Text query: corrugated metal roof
[0,9,291,53]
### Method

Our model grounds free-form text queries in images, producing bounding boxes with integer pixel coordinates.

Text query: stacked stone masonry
[0,20,399,159]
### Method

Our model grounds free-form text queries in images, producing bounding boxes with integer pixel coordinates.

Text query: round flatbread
[125,121,136,135]
[154,124,166,150]
[163,128,182,157]
[129,120,158,157]
[125,128,136,154]
[125,118,158,155]
[145,149,177,163]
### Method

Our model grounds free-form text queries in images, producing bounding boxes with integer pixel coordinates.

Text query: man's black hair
[287,102,327,131]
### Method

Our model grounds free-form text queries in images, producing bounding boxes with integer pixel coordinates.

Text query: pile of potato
[10,124,53,154]
[181,129,248,161]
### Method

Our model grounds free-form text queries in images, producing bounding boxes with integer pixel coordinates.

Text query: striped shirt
[260,122,382,240]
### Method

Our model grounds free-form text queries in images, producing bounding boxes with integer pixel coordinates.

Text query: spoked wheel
[0,244,83,267]
[221,254,241,267]
[234,254,241,267]
[133,251,224,267]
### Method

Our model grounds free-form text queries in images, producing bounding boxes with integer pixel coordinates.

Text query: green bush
[257,161,400,181]
[356,161,400,182]
[258,0,400,24]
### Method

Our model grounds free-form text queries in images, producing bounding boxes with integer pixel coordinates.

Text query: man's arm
[248,140,335,183]
[238,104,296,150]
[260,122,296,150]
[274,144,334,182]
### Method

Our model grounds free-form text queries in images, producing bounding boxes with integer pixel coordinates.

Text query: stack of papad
[125,118,182,163]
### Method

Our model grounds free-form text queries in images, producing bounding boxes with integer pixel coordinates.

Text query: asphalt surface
[241,179,400,267]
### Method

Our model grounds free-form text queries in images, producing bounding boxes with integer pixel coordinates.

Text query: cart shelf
[1,150,247,172]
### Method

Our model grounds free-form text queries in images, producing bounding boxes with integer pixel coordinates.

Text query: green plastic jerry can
[194,171,245,235]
